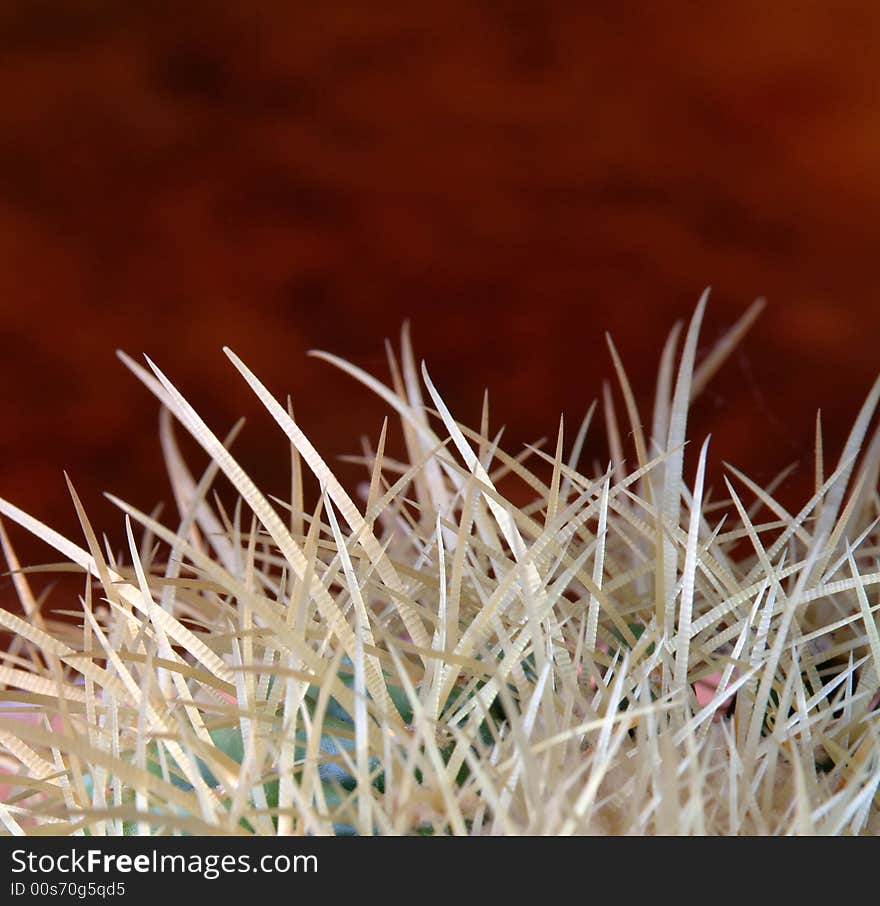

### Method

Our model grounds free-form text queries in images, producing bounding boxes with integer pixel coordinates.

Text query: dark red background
[1,2,879,610]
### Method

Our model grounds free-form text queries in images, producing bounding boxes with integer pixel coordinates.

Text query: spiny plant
[1,291,879,835]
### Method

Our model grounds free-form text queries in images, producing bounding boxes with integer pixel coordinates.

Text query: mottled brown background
[1,2,879,611]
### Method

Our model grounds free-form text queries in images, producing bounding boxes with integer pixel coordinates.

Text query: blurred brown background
[1,2,879,611]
